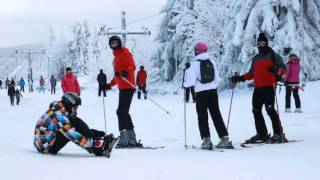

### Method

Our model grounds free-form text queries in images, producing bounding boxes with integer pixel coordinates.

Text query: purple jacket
[285,58,300,84]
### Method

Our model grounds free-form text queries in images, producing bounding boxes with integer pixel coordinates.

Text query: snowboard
[105,137,120,158]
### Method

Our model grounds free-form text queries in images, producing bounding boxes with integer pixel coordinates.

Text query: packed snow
[1,80,319,180]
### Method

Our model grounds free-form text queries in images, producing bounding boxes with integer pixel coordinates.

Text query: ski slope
[0,81,319,180]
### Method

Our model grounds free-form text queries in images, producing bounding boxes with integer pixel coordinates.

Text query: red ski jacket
[61,72,81,96]
[108,48,136,90]
[136,70,147,87]
[244,51,286,88]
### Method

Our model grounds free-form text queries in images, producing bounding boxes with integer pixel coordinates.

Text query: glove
[230,75,245,84]
[105,84,111,90]
[115,71,128,78]
[92,139,107,156]
[268,66,277,73]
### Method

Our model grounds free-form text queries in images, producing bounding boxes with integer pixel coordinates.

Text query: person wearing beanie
[97,69,107,97]
[231,32,287,144]
[183,41,233,150]
[136,65,148,100]
[61,67,81,96]
[284,54,302,113]
[106,35,142,148]
[33,93,117,156]
[183,62,196,103]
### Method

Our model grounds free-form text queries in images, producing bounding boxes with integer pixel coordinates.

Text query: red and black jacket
[136,70,147,87]
[244,50,286,88]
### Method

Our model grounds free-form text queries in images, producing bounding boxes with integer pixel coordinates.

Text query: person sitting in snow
[183,41,233,149]
[231,33,287,144]
[33,92,117,156]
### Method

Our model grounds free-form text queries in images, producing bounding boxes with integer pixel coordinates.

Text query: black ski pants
[9,95,14,105]
[98,85,106,97]
[185,86,196,102]
[252,86,283,136]
[117,89,135,131]
[51,85,56,94]
[196,89,228,139]
[137,85,147,99]
[20,86,24,92]
[285,86,301,108]
[48,117,104,154]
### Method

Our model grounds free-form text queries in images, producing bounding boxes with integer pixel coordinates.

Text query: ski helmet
[109,36,122,50]
[194,41,208,55]
[61,93,82,112]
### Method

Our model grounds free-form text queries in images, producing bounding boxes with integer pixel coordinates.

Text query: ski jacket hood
[183,52,221,92]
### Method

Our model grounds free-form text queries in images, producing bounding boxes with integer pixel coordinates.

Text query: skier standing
[39,76,45,93]
[61,67,81,96]
[136,66,147,100]
[97,69,107,97]
[34,93,117,156]
[15,88,23,105]
[231,33,287,143]
[183,41,233,149]
[50,75,57,95]
[183,62,196,103]
[8,83,15,106]
[284,54,301,113]
[5,78,10,89]
[28,77,33,92]
[106,36,141,147]
[19,77,25,92]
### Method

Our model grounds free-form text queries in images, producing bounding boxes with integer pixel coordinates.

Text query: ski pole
[183,87,187,149]
[102,95,107,134]
[120,76,170,115]
[273,86,284,135]
[226,72,238,130]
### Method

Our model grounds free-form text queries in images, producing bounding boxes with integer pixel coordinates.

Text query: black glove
[268,66,277,73]
[230,75,245,83]
[115,71,128,77]
[105,84,111,90]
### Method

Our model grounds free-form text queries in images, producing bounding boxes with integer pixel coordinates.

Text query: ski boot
[268,134,288,144]
[201,137,213,150]
[244,134,269,144]
[215,136,233,149]
[116,129,130,148]
[294,108,302,113]
[128,129,143,147]
[285,108,291,113]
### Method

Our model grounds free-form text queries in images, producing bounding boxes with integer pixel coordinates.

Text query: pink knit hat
[194,41,208,55]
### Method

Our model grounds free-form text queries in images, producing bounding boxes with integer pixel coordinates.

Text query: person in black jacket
[8,83,15,106]
[97,69,107,97]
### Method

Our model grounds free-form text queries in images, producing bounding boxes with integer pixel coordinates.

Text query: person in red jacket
[136,66,147,100]
[106,36,141,148]
[61,67,81,96]
[231,33,287,144]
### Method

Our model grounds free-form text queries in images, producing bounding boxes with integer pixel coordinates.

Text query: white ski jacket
[183,52,220,93]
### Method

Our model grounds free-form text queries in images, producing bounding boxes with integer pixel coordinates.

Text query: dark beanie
[66,67,72,71]
[257,33,268,44]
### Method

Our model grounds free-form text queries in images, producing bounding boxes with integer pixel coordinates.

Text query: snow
[1,80,320,180]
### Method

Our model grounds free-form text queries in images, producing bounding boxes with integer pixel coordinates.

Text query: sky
[0,0,167,48]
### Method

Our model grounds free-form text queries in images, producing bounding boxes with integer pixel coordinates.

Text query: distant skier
[19,77,25,92]
[15,88,23,105]
[10,79,15,87]
[33,93,117,156]
[284,54,301,113]
[183,41,233,149]
[106,35,141,147]
[136,66,147,100]
[0,79,2,89]
[8,83,15,106]
[97,69,107,97]
[231,33,287,143]
[39,76,45,93]
[61,67,81,96]
[5,78,10,89]
[50,75,57,94]
[183,62,196,103]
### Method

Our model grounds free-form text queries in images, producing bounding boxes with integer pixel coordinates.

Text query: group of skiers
[32,32,303,157]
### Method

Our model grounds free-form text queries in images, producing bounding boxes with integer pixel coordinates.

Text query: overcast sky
[0,0,167,48]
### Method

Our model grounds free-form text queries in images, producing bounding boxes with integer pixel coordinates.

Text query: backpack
[197,59,215,84]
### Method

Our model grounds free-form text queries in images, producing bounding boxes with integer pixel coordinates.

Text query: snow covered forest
[1,0,320,90]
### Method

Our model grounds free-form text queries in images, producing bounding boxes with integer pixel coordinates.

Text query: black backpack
[197,59,215,84]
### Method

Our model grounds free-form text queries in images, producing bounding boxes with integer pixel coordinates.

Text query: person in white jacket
[183,41,233,149]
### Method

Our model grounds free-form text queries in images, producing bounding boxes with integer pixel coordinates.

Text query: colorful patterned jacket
[34,101,94,154]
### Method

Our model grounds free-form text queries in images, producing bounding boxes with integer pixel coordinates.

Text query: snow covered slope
[0,81,319,180]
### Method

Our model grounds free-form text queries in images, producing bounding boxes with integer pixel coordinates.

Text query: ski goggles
[110,40,120,48]
[257,41,267,47]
